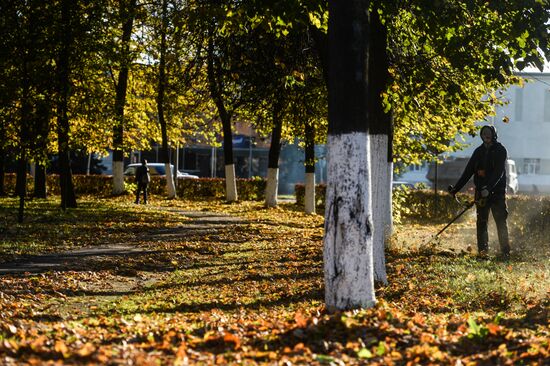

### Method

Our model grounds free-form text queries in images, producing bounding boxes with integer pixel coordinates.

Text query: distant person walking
[135,159,150,204]
[448,125,510,259]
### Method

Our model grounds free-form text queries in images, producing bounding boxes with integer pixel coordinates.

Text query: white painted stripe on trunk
[265,168,279,207]
[370,134,389,285]
[386,162,394,236]
[305,172,316,214]
[225,164,238,202]
[112,161,125,195]
[165,162,176,199]
[324,132,375,310]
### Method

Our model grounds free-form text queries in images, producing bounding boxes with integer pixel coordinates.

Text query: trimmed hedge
[2,173,266,201]
[295,183,550,231]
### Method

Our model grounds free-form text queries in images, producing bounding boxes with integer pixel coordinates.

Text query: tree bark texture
[224,164,237,202]
[17,57,32,221]
[324,134,375,310]
[158,0,176,199]
[304,122,316,214]
[57,0,76,209]
[112,0,137,195]
[265,168,279,208]
[0,146,5,196]
[367,2,393,284]
[207,35,237,202]
[16,156,27,223]
[370,135,390,284]
[265,106,283,208]
[324,0,375,310]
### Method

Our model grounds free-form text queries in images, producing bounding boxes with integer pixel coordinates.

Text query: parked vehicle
[426,158,519,194]
[123,163,199,179]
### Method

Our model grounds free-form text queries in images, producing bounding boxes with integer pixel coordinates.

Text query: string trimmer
[422,195,478,247]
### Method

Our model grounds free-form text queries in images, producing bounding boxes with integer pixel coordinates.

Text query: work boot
[498,251,510,261]
[477,250,489,260]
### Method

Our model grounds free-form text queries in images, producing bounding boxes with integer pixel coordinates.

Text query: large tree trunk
[57,0,77,209]
[304,122,316,214]
[207,36,237,202]
[324,0,375,311]
[367,4,392,285]
[112,0,137,195]
[370,136,390,285]
[157,0,176,199]
[265,105,283,208]
[0,137,5,197]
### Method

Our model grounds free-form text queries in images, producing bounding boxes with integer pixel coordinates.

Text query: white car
[505,159,518,194]
[124,163,199,179]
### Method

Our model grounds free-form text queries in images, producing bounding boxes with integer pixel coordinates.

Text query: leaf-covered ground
[0,196,548,365]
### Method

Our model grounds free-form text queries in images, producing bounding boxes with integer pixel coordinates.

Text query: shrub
[2,173,266,201]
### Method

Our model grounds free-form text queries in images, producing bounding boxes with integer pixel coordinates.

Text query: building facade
[452,72,550,193]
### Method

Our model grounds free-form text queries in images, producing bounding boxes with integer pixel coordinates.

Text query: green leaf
[315,354,335,364]
[376,341,387,356]
[357,348,373,359]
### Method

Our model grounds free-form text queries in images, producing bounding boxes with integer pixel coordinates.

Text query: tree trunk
[157,0,176,199]
[309,25,329,87]
[112,0,137,195]
[0,142,5,197]
[304,122,316,214]
[370,135,390,285]
[324,0,375,311]
[34,163,47,198]
[16,156,27,223]
[33,99,51,200]
[57,0,77,209]
[207,36,237,202]
[367,3,392,285]
[17,57,32,221]
[265,106,283,208]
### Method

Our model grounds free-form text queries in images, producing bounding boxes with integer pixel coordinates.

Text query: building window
[514,88,523,122]
[545,91,550,122]
[523,158,540,175]
[410,163,426,171]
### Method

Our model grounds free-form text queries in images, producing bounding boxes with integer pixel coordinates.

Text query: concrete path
[0,210,244,275]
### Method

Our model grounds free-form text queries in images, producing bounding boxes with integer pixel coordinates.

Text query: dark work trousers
[476,194,510,255]
[135,182,148,204]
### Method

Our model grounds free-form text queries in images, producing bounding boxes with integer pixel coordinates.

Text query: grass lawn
[0,195,548,365]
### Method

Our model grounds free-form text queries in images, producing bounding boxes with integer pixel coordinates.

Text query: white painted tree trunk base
[370,135,389,285]
[165,162,176,199]
[112,161,125,195]
[305,172,316,214]
[225,164,238,202]
[386,162,394,237]
[324,133,376,311]
[265,168,279,208]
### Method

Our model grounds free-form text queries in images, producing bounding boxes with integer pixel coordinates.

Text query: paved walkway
[0,210,244,275]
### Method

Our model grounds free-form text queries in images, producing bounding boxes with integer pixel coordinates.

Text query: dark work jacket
[453,142,507,195]
[135,165,150,184]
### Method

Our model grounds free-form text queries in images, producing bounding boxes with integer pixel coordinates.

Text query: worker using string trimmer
[448,125,511,259]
